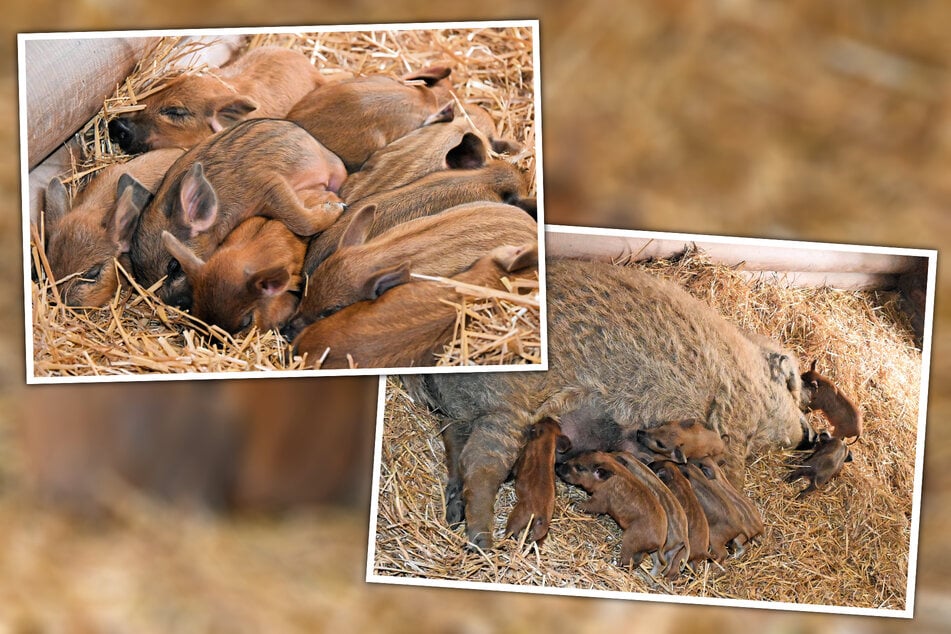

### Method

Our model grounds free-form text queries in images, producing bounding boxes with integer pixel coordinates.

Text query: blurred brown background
[3,1,949,632]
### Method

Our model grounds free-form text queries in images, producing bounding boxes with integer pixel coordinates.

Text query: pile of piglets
[42,45,538,369]
[405,258,859,579]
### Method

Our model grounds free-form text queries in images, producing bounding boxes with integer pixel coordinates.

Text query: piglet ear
[112,173,153,253]
[845,450,854,463]
[593,466,614,482]
[672,446,687,464]
[810,359,818,372]
[248,266,290,297]
[179,163,218,237]
[423,102,455,126]
[556,435,572,455]
[363,261,411,300]
[161,230,205,279]
[490,137,522,155]
[44,177,70,228]
[403,66,451,86]
[209,96,258,132]
[446,132,487,170]
[338,204,376,250]
[492,243,538,273]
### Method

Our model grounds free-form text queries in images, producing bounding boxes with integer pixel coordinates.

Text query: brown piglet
[556,451,668,573]
[291,243,537,369]
[504,418,570,545]
[161,217,306,334]
[689,457,763,557]
[338,117,492,203]
[291,201,537,332]
[288,67,456,172]
[129,118,345,308]
[801,360,863,441]
[650,460,712,570]
[786,431,853,498]
[109,47,324,154]
[676,462,744,562]
[43,148,183,307]
[635,419,727,462]
[612,451,691,578]
[303,160,532,274]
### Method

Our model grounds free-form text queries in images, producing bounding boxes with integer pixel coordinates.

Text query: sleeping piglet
[43,148,183,307]
[129,118,345,308]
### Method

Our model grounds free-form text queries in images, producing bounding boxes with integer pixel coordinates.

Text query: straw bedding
[374,250,921,610]
[30,26,538,376]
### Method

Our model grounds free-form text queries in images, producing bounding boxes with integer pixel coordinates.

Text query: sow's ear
[111,173,153,253]
[178,162,218,237]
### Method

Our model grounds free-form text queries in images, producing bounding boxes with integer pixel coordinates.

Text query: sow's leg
[457,414,523,550]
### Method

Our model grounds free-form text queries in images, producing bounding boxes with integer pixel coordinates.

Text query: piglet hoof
[465,531,494,552]
[445,484,465,527]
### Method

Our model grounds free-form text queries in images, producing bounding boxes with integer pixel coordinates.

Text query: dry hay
[373,251,921,611]
[30,25,537,378]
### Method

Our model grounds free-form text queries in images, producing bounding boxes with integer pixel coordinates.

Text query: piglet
[43,148,183,307]
[109,47,324,154]
[676,462,743,562]
[129,118,345,308]
[291,201,537,332]
[339,117,491,203]
[801,360,863,441]
[288,67,456,172]
[612,451,690,579]
[304,160,532,274]
[556,451,668,573]
[635,419,727,462]
[161,217,306,333]
[650,460,711,571]
[689,457,763,557]
[291,243,537,369]
[785,431,853,498]
[504,418,570,545]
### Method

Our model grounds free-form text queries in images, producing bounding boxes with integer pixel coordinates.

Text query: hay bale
[372,250,921,611]
[29,26,537,378]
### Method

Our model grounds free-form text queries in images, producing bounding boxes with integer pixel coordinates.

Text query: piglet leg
[262,177,344,237]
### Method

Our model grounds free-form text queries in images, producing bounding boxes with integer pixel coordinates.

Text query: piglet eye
[79,264,103,283]
[166,258,182,279]
[238,313,253,331]
[316,305,343,320]
[160,106,191,119]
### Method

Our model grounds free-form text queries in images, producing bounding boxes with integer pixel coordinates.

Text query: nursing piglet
[43,148,183,306]
[130,118,345,307]
[635,418,727,462]
[650,460,711,570]
[613,451,690,578]
[689,457,764,557]
[109,47,324,154]
[504,418,569,545]
[161,217,306,333]
[557,451,668,573]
